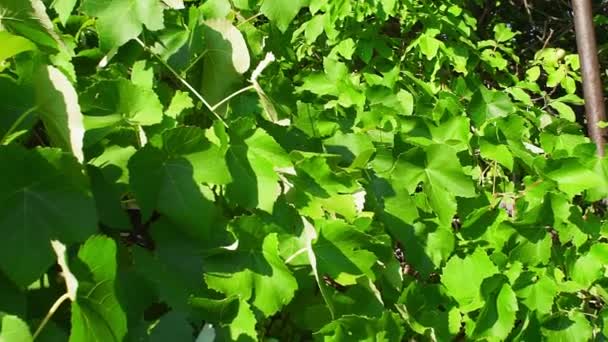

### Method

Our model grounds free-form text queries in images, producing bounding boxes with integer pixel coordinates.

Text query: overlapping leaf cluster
[0,0,607,341]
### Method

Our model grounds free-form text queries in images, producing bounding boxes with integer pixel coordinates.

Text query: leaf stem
[32,292,70,340]
[133,37,228,128]
[211,85,255,111]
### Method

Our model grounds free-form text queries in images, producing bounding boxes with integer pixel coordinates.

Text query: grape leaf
[225,128,291,212]
[469,87,514,126]
[313,219,377,285]
[70,236,127,342]
[34,65,86,162]
[0,31,36,62]
[0,315,32,342]
[471,279,518,341]
[314,312,405,341]
[128,128,229,241]
[80,0,164,50]
[132,218,207,310]
[80,79,164,128]
[260,0,305,32]
[0,146,97,286]
[0,0,65,51]
[203,215,298,317]
[201,19,250,113]
[442,249,498,312]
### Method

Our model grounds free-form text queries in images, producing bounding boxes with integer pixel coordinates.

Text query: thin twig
[541,28,555,50]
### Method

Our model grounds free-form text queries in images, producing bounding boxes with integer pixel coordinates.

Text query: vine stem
[211,85,255,111]
[32,292,70,340]
[133,37,228,128]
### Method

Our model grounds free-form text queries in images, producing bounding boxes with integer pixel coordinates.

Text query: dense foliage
[1,0,608,340]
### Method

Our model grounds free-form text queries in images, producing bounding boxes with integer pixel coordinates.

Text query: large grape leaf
[34,65,86,162]
[80,0,164,50]
[471,278,518,341]
[570,243,608,288]
[0,0,65,51]
[441,248,498,312]
[128,127,229,242]
[132,218,207,310]
[261,0,305,32]
[200,19,250,113]
[0,315,32,342]
[225,128,292,212]
[514,272,558,315]
[392,144,476,224]
[541,312,593,341]
[203,215,298,317]
[0,31,36,62]
[80,79,163,129]
[70,236,127,342]
[0,146,97,286]
[468,86,514,126]
[313,219,377,285]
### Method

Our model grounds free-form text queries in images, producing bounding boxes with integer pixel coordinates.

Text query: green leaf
[52,0,77,25]
[313,219,377,285]
[70,236,127,342]
[549,101,576,122]
[546,66,566,88]
[545,158,603,196]
[225,128,291,212]
[200,0,231,19]
[201,19,250,113]
[0,31,36,62]
[472,279,518,341]
[324,132,375,169]
[80,0,164,50]
[128,128,229,241]
[494,23,516,42]
[204,215,298,317]
[526,66,541,82]
[515,273,558,314]
[0,146,97,286]
[148,312,192,342]
[541,312,593,341]
[469,87,514,126]
[571,243,608,288]
[479,139,514,171]
[418,34,441,60]
[34,65,86,162]
[165,91,194,119]
[392,144,476,224]
[215,300,257,341]
[314,312,405,341]
[261,0,304,32]
[0,77,37,144]
[0,0,66,51]
[304,14,325,44]
[0,315,32,342]
[442,249,498,312]
[189,296,240,323]
[80,79,164,127]
[131,218,207,309]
